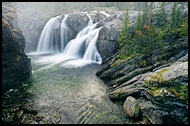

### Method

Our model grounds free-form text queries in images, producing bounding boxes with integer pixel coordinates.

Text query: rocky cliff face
[95,6,188,124]
[96,25,188,125]
[2,3,31,93]
[96,35,188,124]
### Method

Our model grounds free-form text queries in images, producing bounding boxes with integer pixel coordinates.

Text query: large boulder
[97,13,123,62]
[96,10,140,62]
[66,13,89,35]
[123,96,140,118]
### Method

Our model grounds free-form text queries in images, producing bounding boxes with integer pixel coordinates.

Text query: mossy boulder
[123,96,140,118]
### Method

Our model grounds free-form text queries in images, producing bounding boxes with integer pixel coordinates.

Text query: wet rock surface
[2,2,31,93]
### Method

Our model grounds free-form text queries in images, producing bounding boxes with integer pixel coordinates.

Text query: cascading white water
[63,18,102,63]
[60,15,69,52]
[35,13,102,67]
[37,15,69,53]
[87,14,93,26]
[83,27,102,64]
[36,15,60,52]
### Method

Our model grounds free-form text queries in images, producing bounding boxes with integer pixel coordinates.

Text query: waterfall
[36,16,59,53]
[87,14,93,26]
[83,27,102,64]
[63,18,102,63]
[35,13,102,67]
[60,15,69,52]
[37,15,69,53]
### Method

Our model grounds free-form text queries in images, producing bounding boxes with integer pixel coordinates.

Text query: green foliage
[180,17,188,37]
[178,83,188,100]
[154,2,168,27]
[118,2,187,66]
[135,105,138,112]
[170,2,183,29]
[143,68,168,86]
[143,68,188,100]
[16,55,21,62]
[118,5,133,59]
[115,90,123,97]
[142,3,149,27]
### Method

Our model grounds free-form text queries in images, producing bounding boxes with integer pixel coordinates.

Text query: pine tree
[176,2,182,27]
[142,2,149,27]
[136,12,143,31]
[170,2,177,28]
[119,4,132,58]
[160,2,168,26]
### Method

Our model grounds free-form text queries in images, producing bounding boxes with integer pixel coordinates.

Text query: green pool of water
[3,54,127,124]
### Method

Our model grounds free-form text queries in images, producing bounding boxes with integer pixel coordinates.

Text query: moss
[144,76,188,100]
[144,68,169,86]
[112,60,121,66]
[16,56,21,62]
[115,89,123,97]
[135,105,138,112]
[169,83,188,100]
[143,67,187,100]
[112,59,124,66]
[157,68,169,74]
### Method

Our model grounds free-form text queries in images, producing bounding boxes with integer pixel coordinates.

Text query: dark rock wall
[96,6,188,124]
[2,3,31,93]
[96,31,188,124]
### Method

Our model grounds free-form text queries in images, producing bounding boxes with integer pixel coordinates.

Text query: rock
[2,3,31,93]
[153,61,188,81]
[17,110,24,119]
[4,113,15,123]
[123,96,140,118]
[97,47,188,124]
[111,66,155,86]
[66,13,89,34]
[177,52,188,62]
[95,5,188,124]
[22,106,37,115]
[34,115,43,122]
[97,11,125,62]
[148,110,169,124]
